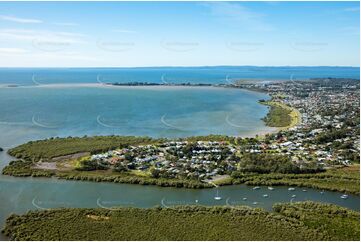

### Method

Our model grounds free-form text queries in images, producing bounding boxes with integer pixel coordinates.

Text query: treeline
[2,160,54,177]
[2,160,211,189]
[236,153,324,174]
[181,135,237,144]
[231,167,360,194]
[2,202,359,241]
[315,128,350,144]
[57,172,211,189]
[2,159,359,193]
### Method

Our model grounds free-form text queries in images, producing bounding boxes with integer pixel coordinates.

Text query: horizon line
[0,65,359,69]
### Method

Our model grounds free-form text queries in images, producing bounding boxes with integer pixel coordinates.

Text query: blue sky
[0,1,359,67]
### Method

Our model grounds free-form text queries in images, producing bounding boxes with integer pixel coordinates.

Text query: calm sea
[0,66,359,86]
[0,66,359,147]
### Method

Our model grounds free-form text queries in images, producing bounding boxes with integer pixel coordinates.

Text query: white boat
[253,202,258,205]
[242,197,247,201]
[291,195,296,198]
[253,186,260,190]
[302,189,307,192]
[341,194,348,199]
[320,191,325,194]
[263,194,269,198]
[214,190,222,200]
[268,187,275,190]
[288,187,295,191]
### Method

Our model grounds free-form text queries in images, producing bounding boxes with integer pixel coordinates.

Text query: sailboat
[214,190,222,200]
[341,194,348,199]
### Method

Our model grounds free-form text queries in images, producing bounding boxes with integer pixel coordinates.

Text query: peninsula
[2,78,360,194]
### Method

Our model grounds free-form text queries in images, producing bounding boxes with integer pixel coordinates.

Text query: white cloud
[0,15,42,23]
[201,2,274,32]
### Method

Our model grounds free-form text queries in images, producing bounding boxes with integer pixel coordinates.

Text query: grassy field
[260,100,300,128]
[2,202,359,241]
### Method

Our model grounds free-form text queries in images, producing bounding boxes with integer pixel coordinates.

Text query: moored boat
[214,190,222,200]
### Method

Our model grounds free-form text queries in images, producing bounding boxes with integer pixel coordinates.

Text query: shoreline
[0,81,281,139]
[3,154,360,194]
[2,82,356,194]
[258,100,301,131]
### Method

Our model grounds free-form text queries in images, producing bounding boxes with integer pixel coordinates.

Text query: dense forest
[238,153,323,174]
[2,202,359,241]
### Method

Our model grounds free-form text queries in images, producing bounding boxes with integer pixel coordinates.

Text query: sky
[0,1,359,67]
